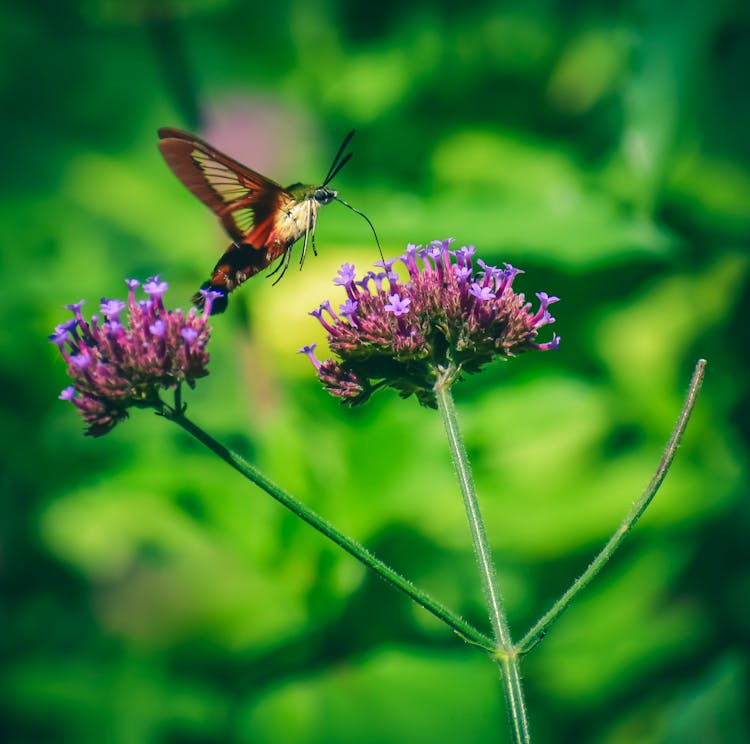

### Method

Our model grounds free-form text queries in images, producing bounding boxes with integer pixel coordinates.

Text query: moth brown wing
[157,128,286,245]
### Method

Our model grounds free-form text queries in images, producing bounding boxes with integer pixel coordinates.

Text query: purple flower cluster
[50,278,219,436]
[300,239,560,407]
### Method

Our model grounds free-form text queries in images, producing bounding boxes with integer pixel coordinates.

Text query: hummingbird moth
[158,127,379,314]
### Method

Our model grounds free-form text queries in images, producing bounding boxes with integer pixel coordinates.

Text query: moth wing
[158,128,285,244]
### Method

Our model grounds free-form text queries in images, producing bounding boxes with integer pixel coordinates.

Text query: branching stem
[434,378,530,744]
[162,403,494,651]
[518,359,707,654]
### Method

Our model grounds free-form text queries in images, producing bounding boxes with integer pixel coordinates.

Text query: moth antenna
[333,196,384,263]
[323,152,352,187]
[322,129,356,187]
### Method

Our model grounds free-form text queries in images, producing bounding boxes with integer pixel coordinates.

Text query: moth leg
[298,209,309,268]
[299,200,313,267]
[271,245,295,285]
[310,207,319,257]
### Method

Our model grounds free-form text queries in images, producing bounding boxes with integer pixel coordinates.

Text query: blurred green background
[2,0,749,742]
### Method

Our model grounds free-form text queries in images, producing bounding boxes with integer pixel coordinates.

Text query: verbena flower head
[50,278,219,436]
[300,239,560,407]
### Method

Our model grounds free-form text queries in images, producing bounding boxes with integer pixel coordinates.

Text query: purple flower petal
[100,298,126,320]
[49,319,78,347]
[334,263,356,286]
[298,343,322,370]
[51,276,213,436]
[199,288,224,315]
[453,265,472,281]
[65,300,86,314]
[374,258,397,273]
[303,240,560,407]
[384,293,411,316]
[469,283,496,301]
[535,334,561,351]
[310,306,336,333]
[339,299,359,318]
[150,320,166,337]
[71,353,91,369]
[143,277,168,298]
[455,245,475,263]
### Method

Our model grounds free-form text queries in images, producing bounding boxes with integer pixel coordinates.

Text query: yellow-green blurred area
[2,0,749,742]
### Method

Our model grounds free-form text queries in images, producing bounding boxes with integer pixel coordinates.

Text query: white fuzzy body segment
[276,198,319,244]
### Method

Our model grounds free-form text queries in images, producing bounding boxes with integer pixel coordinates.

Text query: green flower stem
[163,405,493,651]
[434,380,530,744]
[518,358,707,655]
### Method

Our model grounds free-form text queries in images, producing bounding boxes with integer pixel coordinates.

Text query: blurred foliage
[1,0,749,742]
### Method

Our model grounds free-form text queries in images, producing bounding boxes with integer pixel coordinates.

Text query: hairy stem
[163,406,493,650]
[518,358,707,654]
[434,380,530,744]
